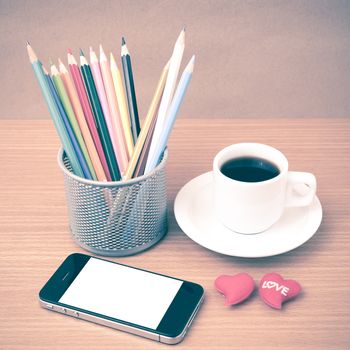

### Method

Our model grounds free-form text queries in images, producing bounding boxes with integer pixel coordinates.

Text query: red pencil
[67,51,112,181]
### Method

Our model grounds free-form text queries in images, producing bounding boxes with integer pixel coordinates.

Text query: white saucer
[174,172,322,258]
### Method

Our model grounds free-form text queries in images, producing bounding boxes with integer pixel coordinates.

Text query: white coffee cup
[213,143,317,234]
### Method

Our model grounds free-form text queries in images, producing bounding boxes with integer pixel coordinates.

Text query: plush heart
[214,273,255,306]
[259,273,302,309]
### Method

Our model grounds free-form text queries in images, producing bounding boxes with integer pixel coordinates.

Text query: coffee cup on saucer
[213,143,317,234]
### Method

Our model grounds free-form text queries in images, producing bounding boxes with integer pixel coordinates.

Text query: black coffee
[220,156,280,182]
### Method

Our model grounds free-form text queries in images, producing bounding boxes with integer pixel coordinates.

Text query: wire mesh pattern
[58,148,168,256]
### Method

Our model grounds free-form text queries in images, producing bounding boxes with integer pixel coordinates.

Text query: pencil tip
[182,26,186,32]
[58,58,62,65]
[49,57,53,66]
[187,55,195,72]
[67,48,72,54]
[26,43,37,63]
[99,44,103,53]
[177,28,185,45]
[164,59,171,70]
[89,46,93,53]
[121,37,126,45]
[80,48,85,56]
[42,65,48,75]
[26,40,30,46]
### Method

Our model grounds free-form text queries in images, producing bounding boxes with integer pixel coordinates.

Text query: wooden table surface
[0,119,349,350]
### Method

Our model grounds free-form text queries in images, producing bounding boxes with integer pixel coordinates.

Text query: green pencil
[79,50,121,181]
[51,62,97,180]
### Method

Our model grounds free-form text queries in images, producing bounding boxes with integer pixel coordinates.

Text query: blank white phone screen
[59,258,183,329]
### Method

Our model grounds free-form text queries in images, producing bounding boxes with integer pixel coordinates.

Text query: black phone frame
[39,253,204,338]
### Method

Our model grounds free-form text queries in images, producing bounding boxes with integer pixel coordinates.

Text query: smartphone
[39,253,204,344]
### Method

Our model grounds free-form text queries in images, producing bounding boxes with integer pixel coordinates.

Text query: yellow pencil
[124,60,170,179]
[58,59,107,181]
[110,52,134,158]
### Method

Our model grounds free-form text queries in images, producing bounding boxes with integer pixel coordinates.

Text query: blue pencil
[27,44,84,178]
[43,66,92,180]
[144,55,195,174]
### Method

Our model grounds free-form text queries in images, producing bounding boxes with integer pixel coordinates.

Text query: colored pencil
[110,52,134,158]
[90,47,127,175]
[147,29,185,170]
[133,110,158,177]
[51,63,96,180]
[43,66,92,179]
[68,52,112,181]
[59,59,107,181]
[121,37,140,143]
[124,60,170,179]
[80,50,121,181]
[144,55,195,174]
[27,44,84,177]
[99,45,129,175]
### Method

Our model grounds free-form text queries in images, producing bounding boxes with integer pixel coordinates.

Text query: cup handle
[285,171,316,207]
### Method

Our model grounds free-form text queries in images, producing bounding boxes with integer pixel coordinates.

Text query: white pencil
[144,55,195,174]
[146,28,185,167]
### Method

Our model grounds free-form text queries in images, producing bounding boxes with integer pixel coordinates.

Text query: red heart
[259,273,302,309]
[214,273,255,306]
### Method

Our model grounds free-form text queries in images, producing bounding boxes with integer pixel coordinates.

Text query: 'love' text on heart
[261,281,290,296]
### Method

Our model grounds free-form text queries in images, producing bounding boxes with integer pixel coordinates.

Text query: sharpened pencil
[147,29,185,170]
[98,45,129,175]
[121,37,140,144]
[80,50,121,181]
[124,60,170,179]
[59,59,107,181]
[145,55,195,174]
[90,47,127,175]
[44,65,92,179]
[68,52,112,181]
[110,52,134,158]
[51,62,96,180]
[26,43,84,177]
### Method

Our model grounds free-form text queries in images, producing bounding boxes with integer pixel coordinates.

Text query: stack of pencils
[27,29,194,182]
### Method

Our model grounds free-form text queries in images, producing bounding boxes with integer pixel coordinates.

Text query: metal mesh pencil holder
[57,148,168,257]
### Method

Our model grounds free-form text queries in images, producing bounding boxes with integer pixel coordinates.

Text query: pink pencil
[67,51,112,181]
[89,47,128,175]
[99,45,129,171]
[58,59,107,182]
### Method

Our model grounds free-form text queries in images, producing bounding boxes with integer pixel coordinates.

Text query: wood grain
[0,119,349,349]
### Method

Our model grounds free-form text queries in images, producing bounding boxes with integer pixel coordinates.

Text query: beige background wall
[1,0,350,120]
